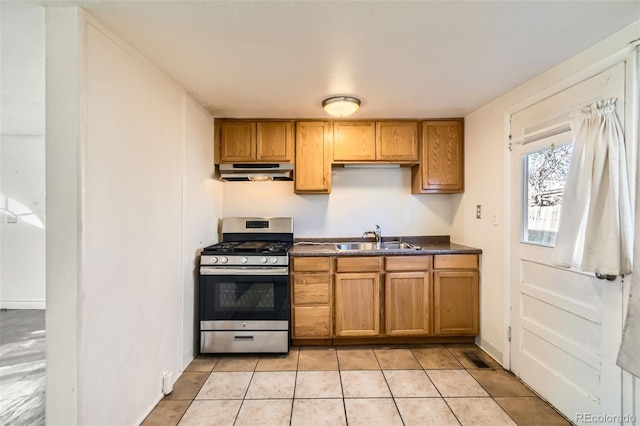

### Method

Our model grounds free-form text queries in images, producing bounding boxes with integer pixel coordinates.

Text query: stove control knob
[261,257,268,264]
[210,257,218,264]
[220,256,228,264]
[270,257,278,264]
[241,257,248,264]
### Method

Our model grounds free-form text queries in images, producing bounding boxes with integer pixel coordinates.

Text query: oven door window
[217,282,274,311]
[201,275,289,321]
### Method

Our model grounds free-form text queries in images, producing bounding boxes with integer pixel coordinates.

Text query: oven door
[199,267,290,322]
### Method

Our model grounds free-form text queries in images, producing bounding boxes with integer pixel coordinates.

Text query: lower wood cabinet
[290,253,479,343]
[334,256,382,337]
[384,255,431,336]
[433,255,479,335]
[291,257,332,339]
[334,272,381,337]
[385,271,431,336]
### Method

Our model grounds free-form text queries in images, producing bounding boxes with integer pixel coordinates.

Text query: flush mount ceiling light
[322,96,361,117]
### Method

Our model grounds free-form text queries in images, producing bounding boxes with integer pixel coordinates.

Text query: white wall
[223,167,452,238]
[46,9,219,425]
[183,98,222,368]
[45,7,83,424]
[457,18,640,411]
[0,2,46,309]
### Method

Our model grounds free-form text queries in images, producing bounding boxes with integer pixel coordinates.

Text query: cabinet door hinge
[507,326,512,342]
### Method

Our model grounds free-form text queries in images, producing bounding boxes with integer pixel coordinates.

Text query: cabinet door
[295,122,331,193]
[219,121,256,162]
[293,306,331,338]
[257,121,293,162]
[334,272,380,337]
[293,274,331,305]
[414,120,464,193]
[433,270,479,335]
[333,122,376,161]
[292,257,331,272]
[385,272,431,336]
[376,122,418,162]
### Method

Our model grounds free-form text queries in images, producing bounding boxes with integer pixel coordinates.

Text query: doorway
[508,63,626,422]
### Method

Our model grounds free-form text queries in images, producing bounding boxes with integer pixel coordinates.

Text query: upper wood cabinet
[376,121,419,161]
[257,122,294,162]
[218,121,256,162]
[333,122,376,161]
[412,120,464,193]
[295,122,332,193]
[217,120,293,163]
[333,121,418,163]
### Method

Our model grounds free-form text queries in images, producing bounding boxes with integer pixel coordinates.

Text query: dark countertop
[290,236,482,257]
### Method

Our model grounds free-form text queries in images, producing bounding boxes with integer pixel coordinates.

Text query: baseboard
[134,392,164,426]
[476,336,504,366]
[0,300,46,309]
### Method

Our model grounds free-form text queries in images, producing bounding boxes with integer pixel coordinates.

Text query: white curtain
[552,98,633,276]
[617,47,640,378]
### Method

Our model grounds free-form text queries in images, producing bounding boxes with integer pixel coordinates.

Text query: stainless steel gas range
[199,217,293,354]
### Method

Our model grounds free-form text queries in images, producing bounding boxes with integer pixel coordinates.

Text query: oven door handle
[199,267,289,276]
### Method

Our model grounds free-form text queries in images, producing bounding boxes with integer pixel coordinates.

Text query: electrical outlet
[7,215,17,224]
[476,205,482,219]
[492,213,499,226]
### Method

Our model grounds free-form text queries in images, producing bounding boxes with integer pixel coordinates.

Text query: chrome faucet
[362,225,382,244]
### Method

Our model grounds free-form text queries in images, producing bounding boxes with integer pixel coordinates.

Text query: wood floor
[0,309,46,425]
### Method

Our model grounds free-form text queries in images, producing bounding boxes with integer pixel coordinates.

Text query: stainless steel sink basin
[336,242,378,251]
[335,242,419,251]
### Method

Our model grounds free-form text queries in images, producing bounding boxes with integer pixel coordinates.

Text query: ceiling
[28,1,640,120]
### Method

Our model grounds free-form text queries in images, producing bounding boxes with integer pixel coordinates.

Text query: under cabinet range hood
[219,163,294,181]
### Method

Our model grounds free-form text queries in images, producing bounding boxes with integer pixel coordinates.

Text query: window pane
[523,143,573,246]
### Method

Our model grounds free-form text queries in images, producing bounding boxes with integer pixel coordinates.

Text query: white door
[509,63,626,424]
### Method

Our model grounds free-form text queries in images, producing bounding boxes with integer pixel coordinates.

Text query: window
[522,141,573,246]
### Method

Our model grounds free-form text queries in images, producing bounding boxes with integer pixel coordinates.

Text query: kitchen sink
[335,242,420,251]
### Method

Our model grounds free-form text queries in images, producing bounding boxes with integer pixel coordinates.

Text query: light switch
[476,205,482,219]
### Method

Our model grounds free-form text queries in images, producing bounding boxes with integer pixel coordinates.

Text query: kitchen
[2,1,640,425]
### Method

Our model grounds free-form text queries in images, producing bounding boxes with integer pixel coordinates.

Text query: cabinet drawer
[385,256,431,271]
[293,306,331,338]
[335,257,382,272]
[434,254,478,269]
[292,257,331,272]
[293,274,330,305]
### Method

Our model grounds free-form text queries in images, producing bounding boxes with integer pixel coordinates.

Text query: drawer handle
[234,336,254,341]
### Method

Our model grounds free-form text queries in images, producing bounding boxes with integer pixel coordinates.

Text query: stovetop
[202,240,293,256]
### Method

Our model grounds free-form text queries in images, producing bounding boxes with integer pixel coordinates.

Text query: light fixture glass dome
[322,96,361,117]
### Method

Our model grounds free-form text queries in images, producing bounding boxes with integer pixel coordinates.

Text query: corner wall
[46,9,219,425]
[456,20,640,365]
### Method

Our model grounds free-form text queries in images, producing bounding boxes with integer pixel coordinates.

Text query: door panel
[509,63,625,422]
[334,273,380,337]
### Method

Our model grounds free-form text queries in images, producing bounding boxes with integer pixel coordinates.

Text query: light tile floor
[142,344,571,426]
